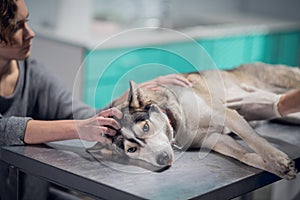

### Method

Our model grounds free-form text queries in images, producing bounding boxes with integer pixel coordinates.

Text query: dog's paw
[282,160,297,180]
[270,155,297,180]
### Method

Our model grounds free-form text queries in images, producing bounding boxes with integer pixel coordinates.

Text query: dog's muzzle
[156,151,172,166]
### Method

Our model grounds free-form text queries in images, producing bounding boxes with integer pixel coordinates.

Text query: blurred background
[26,0,300,105]
[27,0,300,32]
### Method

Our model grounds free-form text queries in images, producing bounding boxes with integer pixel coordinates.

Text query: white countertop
[31,13,300,50]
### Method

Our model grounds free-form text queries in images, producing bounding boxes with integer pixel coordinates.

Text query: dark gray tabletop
[1,122,300,200]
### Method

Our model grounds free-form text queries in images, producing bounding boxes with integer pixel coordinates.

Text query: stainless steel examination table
[1,122,300,200]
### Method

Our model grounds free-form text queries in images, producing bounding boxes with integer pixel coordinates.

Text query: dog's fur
[88,62,300,179]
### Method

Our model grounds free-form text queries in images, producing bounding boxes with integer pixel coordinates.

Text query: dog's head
[88,81,175,171]
[119,81,175,169]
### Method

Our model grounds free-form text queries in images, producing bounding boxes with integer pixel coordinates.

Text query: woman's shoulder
[26,58,51,75]
[24,58,60,82]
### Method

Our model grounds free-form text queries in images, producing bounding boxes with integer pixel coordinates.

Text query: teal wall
[83,30,300,108]
[199,31,300,69]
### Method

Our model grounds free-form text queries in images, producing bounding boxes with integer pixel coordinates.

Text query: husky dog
[88,63,300,180]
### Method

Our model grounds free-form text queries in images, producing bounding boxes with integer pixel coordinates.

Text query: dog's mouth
[154,165,172,172]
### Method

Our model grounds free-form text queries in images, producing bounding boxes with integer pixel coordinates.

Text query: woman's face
[0,0,35,61]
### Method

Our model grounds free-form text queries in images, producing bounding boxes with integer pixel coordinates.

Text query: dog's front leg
[203,133,283,176]
[223,109,297,180]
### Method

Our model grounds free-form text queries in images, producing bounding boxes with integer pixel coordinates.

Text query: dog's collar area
[171,141,184,151]
[161,108,177,132]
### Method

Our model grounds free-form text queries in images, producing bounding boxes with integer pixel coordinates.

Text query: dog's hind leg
[233,63,300,92]
[223,109,297,179]
[264,65,300,91]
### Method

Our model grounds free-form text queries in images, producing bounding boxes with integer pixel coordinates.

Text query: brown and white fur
[88,62,300,180]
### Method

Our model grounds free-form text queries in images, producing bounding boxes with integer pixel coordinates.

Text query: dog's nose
[157,151,171,166]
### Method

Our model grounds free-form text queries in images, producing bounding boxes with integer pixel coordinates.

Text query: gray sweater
[0,59,95,145]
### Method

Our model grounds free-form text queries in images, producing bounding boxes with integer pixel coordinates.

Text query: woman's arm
[24,120,80,144]
[24,108,122,145]
[278,89,300,116]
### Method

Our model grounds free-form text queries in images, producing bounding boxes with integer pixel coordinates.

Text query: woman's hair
[0,0,18,45]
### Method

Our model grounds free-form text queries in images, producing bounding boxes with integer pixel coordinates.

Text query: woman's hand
[140,74,193,90]
[76,107,123,144]
[226,84,282,120]
[109,74,193,107]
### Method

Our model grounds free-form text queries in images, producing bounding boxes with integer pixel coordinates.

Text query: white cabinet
[30,36,85,100]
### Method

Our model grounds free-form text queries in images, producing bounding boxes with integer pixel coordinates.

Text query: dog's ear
[128,80,151,109]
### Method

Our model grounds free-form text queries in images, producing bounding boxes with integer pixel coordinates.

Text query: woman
[0,0,192,199]
[0,0,123,146]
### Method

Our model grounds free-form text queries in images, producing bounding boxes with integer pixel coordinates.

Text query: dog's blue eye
[143,122,149,132]
[127,147,137,153]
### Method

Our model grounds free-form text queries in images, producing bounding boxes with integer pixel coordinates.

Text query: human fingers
[171,74,193,87]
[166,78,192,88]
[95,127,114,143]
[98,136,112,144]
[98,107,123,119]
[139,80,165,91]
[240,84,260,92]
[225,96,243,103]
[139,81,157,89]
[226,101,242,110]
[96,116,121,131]
[79,126,114,143]
[157,74,193,87]
[98,126,118,137]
